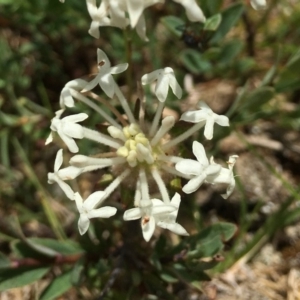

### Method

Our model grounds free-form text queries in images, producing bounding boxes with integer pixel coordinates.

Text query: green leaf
[240,87,275,112]
[275,51,300,92]
[210,3,245,44]
[70,256,85,286]
[180,49,212,74]
[0,267,49,291]
[204,14,222,31]
[160,15,185,37]
[39,270,72,300]
[160,270,178,283]
[0,252,11,270]
[218,40,243,65]
[12,238,83,259]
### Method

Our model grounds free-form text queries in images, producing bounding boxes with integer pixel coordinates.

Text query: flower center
[109,123,163,168]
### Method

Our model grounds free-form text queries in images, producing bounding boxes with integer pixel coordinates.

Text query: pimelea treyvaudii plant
[46,47,238,241]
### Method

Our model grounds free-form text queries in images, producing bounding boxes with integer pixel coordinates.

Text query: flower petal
[135,13,149,42]
[168,72,182,99]
[74,192,84,213]
[58,166,82,180]
[182,174,206,194]
[205,164,222,176]
[250,0,267,10]
[45,132,53,145]
[180,110,207,123]
[175,159,202,176]
[99,74,116,98]
[215,115,229,127]
[152,204,176,215]
[158,222,189,236]
[78,214,90,235]
[88,206,117,219]
[192,141,208,166]
[110,63,129,74]
[63,113,88,123]
[58,132,79,153]
[82,74,101,92]
[141,70,161,85]
[56,178,75,200]
[141,216,155,242]
[204,116,214,140]
[84,191,107,210]
[97,48,111,69]
[126,0,144,28]
[62,123,85,139]
[123,208,142,220]
[155,73,169,102]
[54,149,63,172]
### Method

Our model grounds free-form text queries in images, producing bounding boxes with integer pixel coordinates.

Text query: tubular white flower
[86,0,112,39]
[123,199,176,241]
[141,67,182,102]
[175,141,221,194]
[155,193,189,236]
[82,49,128,99]
[250,0,267,10]
[180,101,229,140]
[206,155,239,199]
[75,191,117,235]
[60,79,88,109]
[46,110,88,153]
[48,149,77,200]
[173,0,206,23]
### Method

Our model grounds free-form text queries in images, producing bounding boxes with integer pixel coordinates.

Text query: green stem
[13,138,66,240]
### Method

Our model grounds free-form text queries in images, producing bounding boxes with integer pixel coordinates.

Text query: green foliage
[1,0,300,298]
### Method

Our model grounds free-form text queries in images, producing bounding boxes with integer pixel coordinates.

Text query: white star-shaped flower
[82,49,128,98]
[75,191,117,235]
[46,110,88,153]
[250,0,267,10]
[175,141,221,194]
[206,155,238,199]
[155,193,189,236]
[141,67,182,102]
[48,149,81,200]
[180,101,229,140]
[173,0,206,23]
[123,199,176,241]
[60,79,88,109]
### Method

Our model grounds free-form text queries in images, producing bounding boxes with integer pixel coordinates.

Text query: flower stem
[149,101,164,137]
[114,83,136,124]
[162,121,205,151]
[83,128,122,149]
[100,168,131,204]
[151,168,170,204]
[70,89,121,128]
[139,168,150,202]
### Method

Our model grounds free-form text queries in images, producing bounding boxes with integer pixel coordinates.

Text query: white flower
[180,101,229,140]
[123,199,176,241]
[206,155,238,199]
[82,49,128,98]
[46,110,88,153]
[48,149,80,200]
[141,67,182,102]
[155,193,189,236]
[86,0,112,39]
[60,79,88,109]
[173,0,206,23]
[250,0,267,10]
[175,141,221,194]
[75,191,117,235]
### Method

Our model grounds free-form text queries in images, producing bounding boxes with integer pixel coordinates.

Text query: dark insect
[177,24,213,51]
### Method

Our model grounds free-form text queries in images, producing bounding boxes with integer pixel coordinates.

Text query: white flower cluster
[60,0,267,40]
[46,48,238,241]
